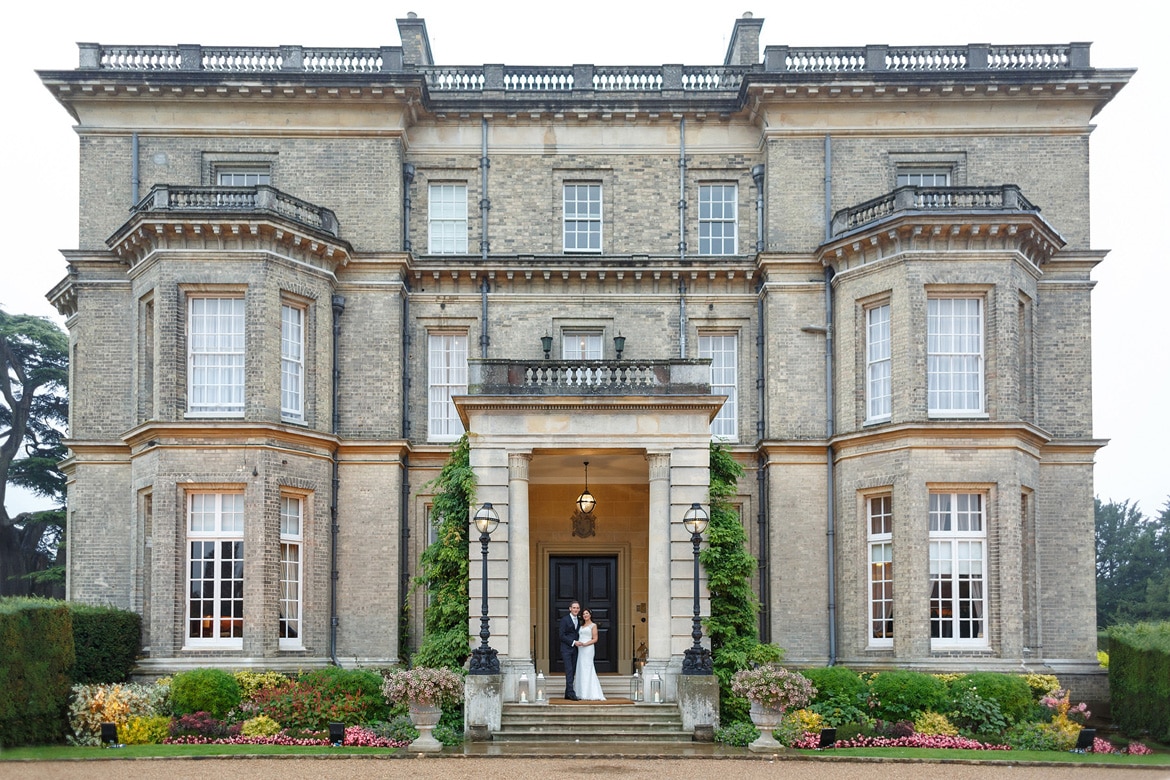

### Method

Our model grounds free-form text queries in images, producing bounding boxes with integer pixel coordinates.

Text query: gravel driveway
[6,756,1168,780]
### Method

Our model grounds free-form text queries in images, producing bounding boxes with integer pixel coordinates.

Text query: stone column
[507,452,533,661]
[647,453,672,660]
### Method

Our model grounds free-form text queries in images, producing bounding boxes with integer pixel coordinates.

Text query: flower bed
[166,725,407,748]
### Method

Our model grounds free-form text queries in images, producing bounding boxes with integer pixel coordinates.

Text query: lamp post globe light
[470,502,500,675]
[681,502,713,675]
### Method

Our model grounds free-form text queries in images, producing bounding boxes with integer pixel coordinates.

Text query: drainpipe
[329,294,346,665]
[402,162,415,253]
[399,288,411,661]
[131,133,139,205]
[752,163,769,641]
[678,118,687,357]
[823,135,837,666]
[480,119,491,357]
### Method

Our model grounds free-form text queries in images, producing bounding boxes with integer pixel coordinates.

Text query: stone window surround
[183,287,248,418]
[925,289,988,418]
[886,151,967,189]
[184,489,246,650]
[865,491,894,648]
[201,151,278,186]
[928,487,991,650]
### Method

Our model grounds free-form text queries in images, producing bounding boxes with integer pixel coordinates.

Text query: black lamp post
[469,502,501,675]
[681,502,713,675]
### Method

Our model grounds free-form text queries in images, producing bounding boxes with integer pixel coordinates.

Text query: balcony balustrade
[468,359,711,396]
[132,184,340,237]
[830,185,1039,238]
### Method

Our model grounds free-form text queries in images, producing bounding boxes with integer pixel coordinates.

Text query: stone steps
[495,701,691,744]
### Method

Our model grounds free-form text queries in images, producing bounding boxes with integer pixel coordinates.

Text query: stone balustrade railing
[77,42,1091,87]
[831,185,1039,237]
[132,185,340,237]
[468,359,712,396]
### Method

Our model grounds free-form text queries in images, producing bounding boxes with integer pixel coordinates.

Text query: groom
[558,601,582,700]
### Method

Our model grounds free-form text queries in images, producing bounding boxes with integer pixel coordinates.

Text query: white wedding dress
[575,624,606,700]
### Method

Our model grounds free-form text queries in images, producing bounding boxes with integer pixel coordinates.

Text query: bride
[574,608,606,701]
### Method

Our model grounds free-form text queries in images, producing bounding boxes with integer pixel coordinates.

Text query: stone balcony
[830,185,1041,239]
[467,359,712,396]
[129,184,340,238]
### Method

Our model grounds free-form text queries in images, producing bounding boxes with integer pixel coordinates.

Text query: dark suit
[559,611,579,699]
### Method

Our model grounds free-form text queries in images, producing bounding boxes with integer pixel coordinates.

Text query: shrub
[119,715,171,744]
[809,698,870,728]
[168,711,240,739]
[170,668,241,719]
[1003,720,1064,751]
[869,670,947,722]
[948,688,1008,739]
[1021,673,1061,700]
[714,721,759,746]
[800,666,866,705]
[435,708,465,746]
[68,604,141,684]
[249,680,368,730]
[297,667,390,723]
[234,671,291,700]
[0,597,74,747]
[948,672,1033,723]
[68,683,160,746]
[914,710,958,736]
[241,714,282,737]
[875,719,916,738]
[370,715,418,742]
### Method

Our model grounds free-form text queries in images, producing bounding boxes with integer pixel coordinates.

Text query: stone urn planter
[382,666,464,754]
[748,701,785,752]
[407,702,444,752]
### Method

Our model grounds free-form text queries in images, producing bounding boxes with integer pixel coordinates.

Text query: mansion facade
[39,14,1130,701]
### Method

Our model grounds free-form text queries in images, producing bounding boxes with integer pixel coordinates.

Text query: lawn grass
[794,747,1170,765]
[0,744,401,760]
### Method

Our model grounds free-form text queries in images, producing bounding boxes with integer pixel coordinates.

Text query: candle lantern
[535,671,547,704]
[629,669,643,702]
[650,673,662,703]
[519,673,530,703]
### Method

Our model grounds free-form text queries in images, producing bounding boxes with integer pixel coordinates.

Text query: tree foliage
[1096,497,1170,627]
[411,434,476,669]
[1,310,68,596]
[703,443,782,723]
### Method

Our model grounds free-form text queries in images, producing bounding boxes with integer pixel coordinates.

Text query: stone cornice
[819,210,1064,273]
[454,394,724,428]
[831,420,1053,459]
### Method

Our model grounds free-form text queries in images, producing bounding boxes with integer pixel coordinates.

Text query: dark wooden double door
[549,555,617,673]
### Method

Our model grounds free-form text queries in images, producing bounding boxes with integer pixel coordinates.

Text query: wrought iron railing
[830,185,1039,237]
[132,185,340,237]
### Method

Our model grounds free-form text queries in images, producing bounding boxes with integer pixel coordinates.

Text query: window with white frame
[698,184,737,255]
[428,333,467,441]
[929,492,987,644]
[868,495,893,645]
[927,297,984,415]
[562,331,602,360]
[281,303,304,422]
[279,495,303,648]
[188,297,245,415]
[896,170,950,187]
[563,183,602,252]
[866,303,892,422]
[217,170,270,186]
[699,333,738,440]
[428,183,468,254]
[186,493,244,646]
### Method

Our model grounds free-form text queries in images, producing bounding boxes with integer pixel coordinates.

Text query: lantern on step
[535,671,547,704]
[519,673,530,703]
[649,673,662,703]
[629,669,643,702]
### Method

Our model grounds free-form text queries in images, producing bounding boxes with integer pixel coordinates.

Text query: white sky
[1,0,1165,516]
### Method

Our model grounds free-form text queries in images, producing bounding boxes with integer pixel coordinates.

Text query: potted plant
[382,667,464,752]
[731,665,816,752]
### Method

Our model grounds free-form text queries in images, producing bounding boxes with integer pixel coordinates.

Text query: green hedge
[69,603,141,683]
[1109,621,1170,743]
[0,597,74,746]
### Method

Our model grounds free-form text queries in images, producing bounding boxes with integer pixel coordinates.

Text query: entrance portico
[455,359,722,702]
